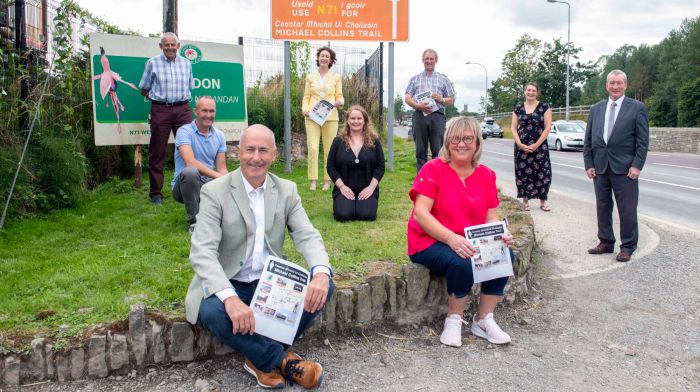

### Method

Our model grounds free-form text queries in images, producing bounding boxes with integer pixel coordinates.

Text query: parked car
[547,121,585,151]
[480,122,490,139]
[484,123,503,138]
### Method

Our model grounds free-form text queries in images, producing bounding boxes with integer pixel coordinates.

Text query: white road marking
[651,163,700,170]
[485,149,700,192]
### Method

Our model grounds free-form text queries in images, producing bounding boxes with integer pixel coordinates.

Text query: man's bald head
[239,124,277,188]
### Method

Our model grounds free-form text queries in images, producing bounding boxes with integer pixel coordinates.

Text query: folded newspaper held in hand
[251,256,309,345]
[414,90,439,116]
[309,99,335,126]
[464,221,514,283]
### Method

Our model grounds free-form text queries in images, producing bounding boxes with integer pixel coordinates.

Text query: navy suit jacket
[583,97,649,175]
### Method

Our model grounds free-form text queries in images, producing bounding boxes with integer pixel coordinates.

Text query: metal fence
[488,104,591,121]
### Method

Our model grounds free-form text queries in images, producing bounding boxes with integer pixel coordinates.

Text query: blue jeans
[409,242,512,298]
[198,278,335,372]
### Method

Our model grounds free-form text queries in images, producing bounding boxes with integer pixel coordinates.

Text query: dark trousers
[148,103,191,198]
[172,167,211,224]
[198,278,335,373]
[413,110,446,173]
[593,170,639,253]
[333,194,378,222]
[410,242,512,297]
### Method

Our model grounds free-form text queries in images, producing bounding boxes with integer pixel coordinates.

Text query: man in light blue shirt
[173,96,227,231]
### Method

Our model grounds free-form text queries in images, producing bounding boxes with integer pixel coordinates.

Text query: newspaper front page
[309,99,335,126]
[414,90,439,116]
[464,221,514,283]
[251,256,309,345]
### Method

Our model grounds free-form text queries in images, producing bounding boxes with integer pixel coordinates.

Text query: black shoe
[151,197,163,206]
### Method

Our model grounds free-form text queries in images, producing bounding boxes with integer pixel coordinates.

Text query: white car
[547,121,585,151]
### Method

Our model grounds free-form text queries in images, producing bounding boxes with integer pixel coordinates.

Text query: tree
[677,77,700,127]
[534,38,594,108]
[487,35,542,113]
[393,93,405,122]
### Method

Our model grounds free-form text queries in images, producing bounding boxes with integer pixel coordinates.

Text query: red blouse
[407,158,499,255]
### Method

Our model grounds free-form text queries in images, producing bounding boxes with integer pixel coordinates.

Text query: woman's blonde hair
[438,116,483,167]
[341,105,378,149]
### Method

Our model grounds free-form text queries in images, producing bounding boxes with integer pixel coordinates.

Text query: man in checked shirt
[139,32,194,205]
[404,49,455,173]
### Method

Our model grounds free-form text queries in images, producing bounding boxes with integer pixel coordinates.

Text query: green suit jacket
[185,169,330,324]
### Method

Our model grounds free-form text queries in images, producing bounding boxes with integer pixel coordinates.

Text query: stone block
[109,333,129,371]
[23,337,46,382]
[194,324,212,359]
[129,304,147,336]
[213,337,234,356]
[353,283,371,326]
[46,343,55,380]
[88,335,108,378]
[56,353,70,382]
[304,316,322,335]
[4,356,20,386]
[131,332,147,366]
[322,292,337,332]
[402,263,430,310]
[70,348,84,380]
[151,322,167,363]
[168,322,194,362]
[334,289,354,329]
[396,278,407,312]
[367,274,387,321]
[426,276,448,317]
[386,274,398,316]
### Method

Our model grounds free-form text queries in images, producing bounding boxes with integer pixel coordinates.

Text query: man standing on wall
[404,49,455,173]
[139,32,194,205]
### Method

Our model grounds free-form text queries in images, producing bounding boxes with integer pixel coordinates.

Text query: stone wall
[1,217,535,387]
[649,127,700,154]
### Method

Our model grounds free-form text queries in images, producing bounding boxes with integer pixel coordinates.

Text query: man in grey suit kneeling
[583,69,649,263]
[185,124,333,389]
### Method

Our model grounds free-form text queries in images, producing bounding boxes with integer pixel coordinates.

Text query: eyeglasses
[448,136,475,145]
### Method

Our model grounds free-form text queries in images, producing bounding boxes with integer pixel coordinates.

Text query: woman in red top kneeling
[407,116,514,347]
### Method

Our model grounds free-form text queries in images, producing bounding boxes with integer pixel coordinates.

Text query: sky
[74,0,700,113]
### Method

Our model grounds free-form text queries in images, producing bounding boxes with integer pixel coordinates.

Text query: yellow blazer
[302,70,344,122]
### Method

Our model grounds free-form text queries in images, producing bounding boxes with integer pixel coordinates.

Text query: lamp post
[465,62,488,118]
[547,0,570,120]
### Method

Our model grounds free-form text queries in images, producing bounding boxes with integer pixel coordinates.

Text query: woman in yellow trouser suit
[302,46,345,191]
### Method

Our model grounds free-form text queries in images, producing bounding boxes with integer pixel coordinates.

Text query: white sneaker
[440,314,465,347]
[471,313,511,344]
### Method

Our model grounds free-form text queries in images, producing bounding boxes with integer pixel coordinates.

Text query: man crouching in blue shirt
[172,96,228,232]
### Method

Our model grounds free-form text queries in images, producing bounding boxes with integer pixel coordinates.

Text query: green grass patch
[0,136,524,343]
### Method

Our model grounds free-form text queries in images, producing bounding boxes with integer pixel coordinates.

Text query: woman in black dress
[327,105,385,221]
[510,82,552,211]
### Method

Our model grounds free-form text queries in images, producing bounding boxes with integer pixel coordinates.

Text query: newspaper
[251,256,309,345]
[308,99,335,126]
[464,221,514,283]
[414,90,439,116]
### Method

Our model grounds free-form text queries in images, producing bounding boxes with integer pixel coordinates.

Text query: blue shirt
[405,71,455,111]
[172,121,227,189]
[139,53,193,103]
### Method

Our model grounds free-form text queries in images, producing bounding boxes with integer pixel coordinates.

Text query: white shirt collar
[241,174,267,195]
[608,95,625,106]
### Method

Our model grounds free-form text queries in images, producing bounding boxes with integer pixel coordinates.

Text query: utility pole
[163,0,178,34]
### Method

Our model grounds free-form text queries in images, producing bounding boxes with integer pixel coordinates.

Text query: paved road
[480,138,700,233]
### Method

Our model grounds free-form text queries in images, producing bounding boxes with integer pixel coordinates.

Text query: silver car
[547,121,585,151]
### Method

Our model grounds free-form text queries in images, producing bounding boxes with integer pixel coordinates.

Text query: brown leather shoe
[280,352,323,389]
[588,242,614,254]
[616,250,632,262]
[244,358,285,389]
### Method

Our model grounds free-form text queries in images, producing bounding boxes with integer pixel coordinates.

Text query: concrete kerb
[0,222,536,386]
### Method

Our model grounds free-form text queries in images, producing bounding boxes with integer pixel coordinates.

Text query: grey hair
[161,32,179,44]
[607,69,627,84]
[241,124,277,148]
[422,48,438,61]
[438,116,483,167]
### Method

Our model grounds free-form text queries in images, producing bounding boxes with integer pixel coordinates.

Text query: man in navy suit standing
[583,69,649,262]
